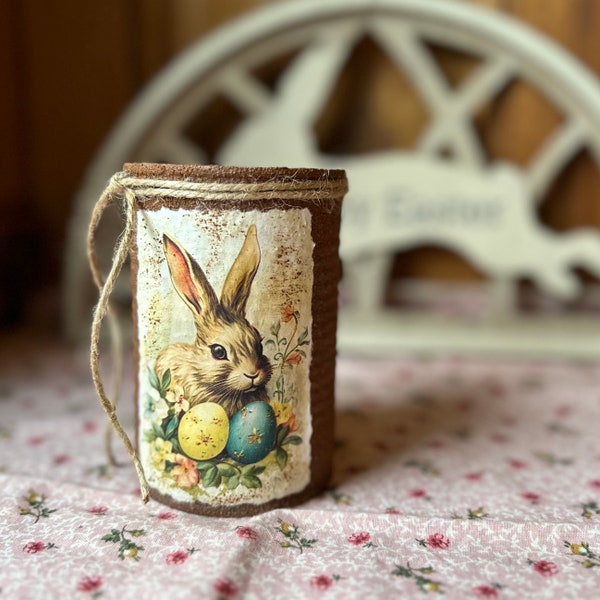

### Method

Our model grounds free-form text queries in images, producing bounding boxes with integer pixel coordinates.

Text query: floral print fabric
[2,343,600,598]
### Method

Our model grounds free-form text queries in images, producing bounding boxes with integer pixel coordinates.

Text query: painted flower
[214,577,238,598]
[281,300,296,323]
[146,387,168,420]
[284,413,298,433]
[23,541,47,554]
[348,531,371,546]
[532,560,559,577]
[152,438,175,471]
[508,459,527,469]
[473,585,499,598]
[236,526,258,540]
[427,533,450,549]
[171,454,199,488]
[588,479,600,490]
[166,550,189,565]
[270,401,292,424]
[166,386,190,414]
[285,352,303,366]
[310,575,333,591]
[77,576,102,593]
[86,506,108,515]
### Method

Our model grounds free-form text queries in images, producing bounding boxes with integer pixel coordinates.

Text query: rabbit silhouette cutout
[155,224,272,417]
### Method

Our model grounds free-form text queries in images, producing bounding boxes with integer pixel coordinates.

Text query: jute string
[87,169,346,505]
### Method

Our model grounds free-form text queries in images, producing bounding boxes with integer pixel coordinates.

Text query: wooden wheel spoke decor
[66,0,600,357]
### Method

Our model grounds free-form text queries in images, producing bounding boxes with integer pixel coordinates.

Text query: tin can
[125,163,347,515]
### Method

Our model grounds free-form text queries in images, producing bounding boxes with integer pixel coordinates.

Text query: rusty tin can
[128,163,347,515]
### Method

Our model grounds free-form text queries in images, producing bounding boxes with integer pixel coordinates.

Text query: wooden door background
[2,0,600,331]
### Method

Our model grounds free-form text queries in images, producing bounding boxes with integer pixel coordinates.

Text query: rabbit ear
[162,233,218,317]
[221,224,261,315]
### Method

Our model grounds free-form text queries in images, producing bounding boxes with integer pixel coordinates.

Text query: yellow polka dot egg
[178,403,229,460]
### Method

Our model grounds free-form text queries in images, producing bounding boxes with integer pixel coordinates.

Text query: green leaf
[216,463,236,478]
[202,465,219,488]
[170,437,182,454]
[276,447,288,470]
[151,421,164,439]
[196,462,214,473]
[271,322,281,336]
[277,425,290,446]
[160,369,171,393]
[164,415,179,438]
[240,475,262,489]
[148,368,160,390]
[227,476,240,490]
[264,339,276,349]
[283,435,302,446]
[298,327,308,344]
[241,464,265,476]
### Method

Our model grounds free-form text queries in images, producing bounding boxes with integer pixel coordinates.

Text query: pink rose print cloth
[2,339,600,598]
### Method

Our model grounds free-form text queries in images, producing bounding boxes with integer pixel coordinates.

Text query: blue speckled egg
[226,402,277,464]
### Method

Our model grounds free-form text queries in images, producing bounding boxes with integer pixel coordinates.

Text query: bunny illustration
[155,224,272,417]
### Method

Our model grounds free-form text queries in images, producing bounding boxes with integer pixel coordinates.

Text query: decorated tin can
[105,163,347,516]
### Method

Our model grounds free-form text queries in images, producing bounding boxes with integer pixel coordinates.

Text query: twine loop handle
[88,172,150,503]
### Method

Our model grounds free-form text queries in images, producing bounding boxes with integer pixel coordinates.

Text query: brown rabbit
[155,225,272,417]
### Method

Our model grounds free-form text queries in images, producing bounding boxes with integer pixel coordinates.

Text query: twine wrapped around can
[88,163,348,516]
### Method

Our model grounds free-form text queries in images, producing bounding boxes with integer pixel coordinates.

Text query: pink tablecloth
[2,340,600,598]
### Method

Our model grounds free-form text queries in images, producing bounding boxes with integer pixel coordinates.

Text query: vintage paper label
[135,207,313,506]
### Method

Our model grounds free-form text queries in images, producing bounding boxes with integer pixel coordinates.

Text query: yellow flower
[125,547,138,559]
[131,530,144,538]
[569,543,586,555]
[424,582,441,593]
[279,522,291,534]
[270,401,292,425]
[27,492,43,505]
[152,438,174,470]
[583,559,595,568]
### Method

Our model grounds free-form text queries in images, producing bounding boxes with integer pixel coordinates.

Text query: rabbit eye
[209,344,228,361]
